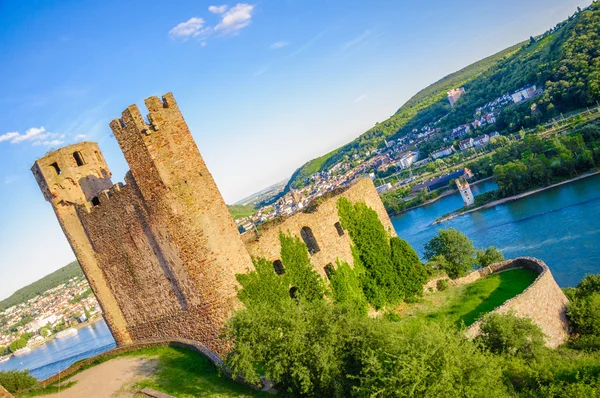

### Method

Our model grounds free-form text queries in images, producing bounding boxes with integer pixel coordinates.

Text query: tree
[477,247,505,267]
[424,228,476,279]
[477,313,545,358]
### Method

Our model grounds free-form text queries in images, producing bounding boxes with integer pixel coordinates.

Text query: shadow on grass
[423,268,538,327]
[134,346,269,398]
[459,268,538,326]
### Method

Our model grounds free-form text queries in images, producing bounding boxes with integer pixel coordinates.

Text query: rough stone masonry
[31,92,395,355]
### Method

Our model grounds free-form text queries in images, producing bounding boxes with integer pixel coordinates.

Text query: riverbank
[433,170,600,225]
[387,177,494,217]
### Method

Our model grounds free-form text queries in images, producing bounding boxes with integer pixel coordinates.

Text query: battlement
[32,142,113,204]
[109,93,180,138]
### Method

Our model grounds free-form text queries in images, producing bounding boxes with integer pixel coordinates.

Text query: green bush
[436,279,449,291]
[477,313,545,358]
[0,370,37,393]
[337,198,426,308]
[477,247,505,268]
[567,292,600,336]
[224,299,509,397]
[279,232,326,302]
[329,260,369,316]
[424,228,477,279]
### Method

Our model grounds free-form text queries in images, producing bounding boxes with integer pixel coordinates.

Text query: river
[3,174,600,380]
[391,174,600,288]
[0,320,115,380]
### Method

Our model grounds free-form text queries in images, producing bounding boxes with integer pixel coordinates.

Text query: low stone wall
[424,258,569,347]
[0,384,13,398]
[464,257,569,348]
[39,338,223,388]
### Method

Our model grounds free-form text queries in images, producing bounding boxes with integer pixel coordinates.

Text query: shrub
[566,292,600,336]
[436,279,449,291]
[0,370,37,393]
[476,246,505,267]
[424,228,477,279]
[329,260,369,316]
[337,198,426,308]
[477,313,545,358]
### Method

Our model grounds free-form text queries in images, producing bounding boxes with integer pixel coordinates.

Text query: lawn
[129,346,269,398]
[15,346,269,398]
[398,268,539,327]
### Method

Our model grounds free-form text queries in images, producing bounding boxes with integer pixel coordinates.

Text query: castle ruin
[32,93,395,354]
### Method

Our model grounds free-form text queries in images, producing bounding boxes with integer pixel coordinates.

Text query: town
[235,83,544,233]
[0,277,101,362]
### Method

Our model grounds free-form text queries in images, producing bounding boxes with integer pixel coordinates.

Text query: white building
[456,179,475,206]
[431,146,454,160]
[399,152,419,169]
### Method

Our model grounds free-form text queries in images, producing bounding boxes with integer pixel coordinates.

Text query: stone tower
[31,142,132,344]
[32,93,255,354]
[456,178,475,207]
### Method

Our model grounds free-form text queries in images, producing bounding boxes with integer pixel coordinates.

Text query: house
[431,146,454,160]
[511,84,542,104]
[473,134,490,148]
[399,152,419,169]
[459,138,474,151]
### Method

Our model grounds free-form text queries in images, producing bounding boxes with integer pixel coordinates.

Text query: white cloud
[354,94,367,103]
[269,41,289,50]
[33,139,64,148]
[0,132,19,142]
[214,3,254,36]
[0,127,64,147]
[341,29,372,53]
[209,5,228,14]
[169,4,254,44]
[74,134,87,140]
[169,17,210,40]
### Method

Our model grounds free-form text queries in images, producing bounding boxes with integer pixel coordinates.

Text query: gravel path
[44,357,156,398]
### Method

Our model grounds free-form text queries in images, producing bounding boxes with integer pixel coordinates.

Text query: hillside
[0,261,83,311]
[286,2,600,190]
[227,204,257,220]
[285,42,524,191]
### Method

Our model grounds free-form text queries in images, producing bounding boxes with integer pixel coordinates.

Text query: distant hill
[284,42,524,191]
[285,2,600,191]
[0,261,83,311]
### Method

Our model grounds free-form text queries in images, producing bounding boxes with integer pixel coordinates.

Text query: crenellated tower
[33,93,255,355]
[31,142,132,344]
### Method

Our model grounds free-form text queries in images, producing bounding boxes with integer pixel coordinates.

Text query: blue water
[391,174,600,288]
[0,320,116,380]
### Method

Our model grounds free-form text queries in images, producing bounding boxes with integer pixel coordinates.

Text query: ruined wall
[0,384,13,398]
[460,258,570,348]
[243,178,396,277]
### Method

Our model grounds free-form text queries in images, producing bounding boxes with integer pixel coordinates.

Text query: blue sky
[0,0,590,299]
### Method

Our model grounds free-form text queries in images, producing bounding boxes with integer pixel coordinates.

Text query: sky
[0,0,590,299]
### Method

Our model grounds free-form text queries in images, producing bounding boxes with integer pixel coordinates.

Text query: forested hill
[0,261,83,311]
[286,3,600,191]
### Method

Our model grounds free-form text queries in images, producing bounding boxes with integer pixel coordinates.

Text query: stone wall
[0,384,13,398]
[436,258,570,348]
[242,178,396,277]
[32,93,255,355]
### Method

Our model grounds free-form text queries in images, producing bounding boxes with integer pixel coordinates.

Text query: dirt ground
[44,357,157,398]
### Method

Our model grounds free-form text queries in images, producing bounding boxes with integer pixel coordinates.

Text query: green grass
[400,268,538,327]
[130,346,269,397]
[16,346,269,398]
[227,204,257,220]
